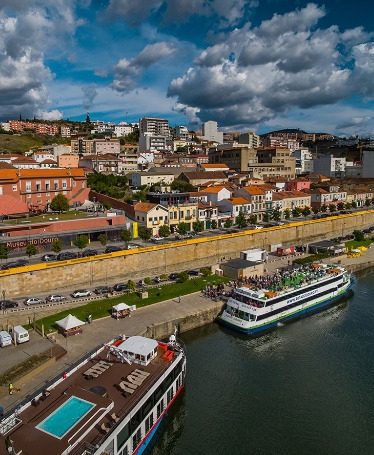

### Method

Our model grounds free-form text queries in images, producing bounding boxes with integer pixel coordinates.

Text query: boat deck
[0,344,179,455]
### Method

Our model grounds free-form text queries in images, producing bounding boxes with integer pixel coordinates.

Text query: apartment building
[201,121,223,144]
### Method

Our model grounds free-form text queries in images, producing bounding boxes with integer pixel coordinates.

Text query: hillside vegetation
[0,133,67,154]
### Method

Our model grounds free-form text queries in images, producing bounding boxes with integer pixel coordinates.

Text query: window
[62,180,67,189]
[27,194,31,199]
[45,181,50,191]
[26,181,31,192]
[54,180,58,190]
[12,185,17,191]
[157,400,164,418]
[0,186,3,195]
[36,181,41,191]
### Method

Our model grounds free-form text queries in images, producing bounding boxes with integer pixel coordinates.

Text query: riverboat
[217,263,355,335]
[0,332,186,455]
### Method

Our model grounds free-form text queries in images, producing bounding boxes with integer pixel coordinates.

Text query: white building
[291,149,313,174]
[114,124,133,137]
[202,121,223,144]
[139,133,168,152]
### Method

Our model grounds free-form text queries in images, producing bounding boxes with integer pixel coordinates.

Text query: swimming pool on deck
[36,396,95,439]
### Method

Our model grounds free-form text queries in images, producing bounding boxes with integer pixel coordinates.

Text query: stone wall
[0,211,372,297]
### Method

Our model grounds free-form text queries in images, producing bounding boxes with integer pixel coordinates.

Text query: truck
[276,246,295,257]
[240,249,268,263]
[11,325,29,344]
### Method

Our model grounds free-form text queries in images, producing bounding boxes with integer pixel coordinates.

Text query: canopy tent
[112,303,135,319]
[56,314,85,337]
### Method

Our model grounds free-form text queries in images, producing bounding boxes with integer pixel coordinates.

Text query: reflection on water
[149,275,374,455]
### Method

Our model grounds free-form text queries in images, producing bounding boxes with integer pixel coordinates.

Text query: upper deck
[0,335,184,455]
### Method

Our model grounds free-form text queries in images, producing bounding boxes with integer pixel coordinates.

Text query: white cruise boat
[0,333,186,455]
[217,263,355,335]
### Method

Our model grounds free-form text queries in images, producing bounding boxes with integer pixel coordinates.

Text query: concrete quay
[0,247,373,413]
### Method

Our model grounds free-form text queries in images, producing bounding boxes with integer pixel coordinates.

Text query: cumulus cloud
[336,117,372,130]
[0,1,82,120]
[168,4,374,129]
[103,0,249,27]
[111,42,176,93]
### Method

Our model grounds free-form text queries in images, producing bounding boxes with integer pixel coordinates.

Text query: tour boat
[0,332,186,455]
[217,263,355,335]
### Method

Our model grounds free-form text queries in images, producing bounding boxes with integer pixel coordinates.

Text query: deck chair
[111,412,119,423]
[101,422,110,433]
[98,360,111,368]
[91,365,106,373]
[84,369,99,378]
[127,375,143,386]
[118,381,135,394]
[122,380,137,389]
[132,370,149,379]
[134,369,150,377]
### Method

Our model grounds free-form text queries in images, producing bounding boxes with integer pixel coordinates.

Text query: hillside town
[0,117,374,238]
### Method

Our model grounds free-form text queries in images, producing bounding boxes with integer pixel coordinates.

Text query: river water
[148,270,374,455]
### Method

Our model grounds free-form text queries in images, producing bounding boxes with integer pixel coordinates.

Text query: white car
[24,297,44,306]
[46,294,67,302]
[71,289,92,298]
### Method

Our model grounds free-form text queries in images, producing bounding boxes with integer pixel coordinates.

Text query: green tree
[292,207,302,218]
[351,201,357,209]
[170,179,194,192]
[0,244,8,260]
[26,243,38,258]
[320,204,328,213]
[138,226,152,241]
[200,267,212,276]
[144,277,152,285]
[272,208,282,222]
[50,194,69,213]
[211,220,217,229]
[192,220,204,233]
[224,218,233,228]
[176,221,189,235]
[249,214,258,225]
[120,229,132,243]
[236,212,247,228]
[312,206,319,214]
[74,234,89,250]
[365,198,371,208]
[98,233,107,246]
[127,280,136,291]
[346,202,352,209]
[159,225,171,238]
[284,209,291,220]
[329,204,336,213]
[177,271,189,283]
[102,201,112,210]
[337,202,345,211]
[353,229,365,241]
[51,240,62,253]
[302,206,311,218]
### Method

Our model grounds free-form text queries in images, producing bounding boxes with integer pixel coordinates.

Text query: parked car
[46,294,66,302]
[94,286,112,295]
[41,253,57,262]
[24,297,44,306]
[81,249,98,257]
[57,252,78,260]
[169,273,179,280]
[1,259,29,270]
[150,236,163,242]
[0,300,19,308]
[125,243,142,250]
[71,289,92,298]
[187,270,199,276]
[113,283,127,292]
[105,245,123,253]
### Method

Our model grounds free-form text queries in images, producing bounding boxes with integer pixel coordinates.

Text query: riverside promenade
[0,247,372,413]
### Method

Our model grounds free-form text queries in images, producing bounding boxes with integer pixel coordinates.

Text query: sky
[1,0,374,137]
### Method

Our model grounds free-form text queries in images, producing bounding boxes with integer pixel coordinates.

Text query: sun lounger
[118,382,135,394]
[122,380,137,389]
[127,375,143,386]
[111,412,119,422]
[134,369,150,377]
[91,365,106,373]
[101,422,110,433]
[83,369,99,378]
[98,360,111,368]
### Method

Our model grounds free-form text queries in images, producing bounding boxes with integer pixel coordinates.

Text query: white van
[0,330,12,347]
[11,326,30,344]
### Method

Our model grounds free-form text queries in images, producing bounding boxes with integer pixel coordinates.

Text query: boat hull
[217,278,354,336]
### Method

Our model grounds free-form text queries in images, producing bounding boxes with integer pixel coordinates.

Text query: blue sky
[1,0,374,137]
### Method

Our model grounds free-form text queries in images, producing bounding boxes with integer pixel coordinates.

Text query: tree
[337,202,345,211]
[120,229,132,243]
[224,218,233,228]
[320,204,328,213]
[98,233,107,246]
[200,267,212,276]
[312,207,319,214]
[176,222,189,236]
[292,207,302,218]
[284,209,291,220]
[249,214,258,225]
[0,244,8,260]
[50,194,69,213]
[26,243,38,258]
[272,208,282,222]
[351,201,357,209]
[302,206,311,218]
[159,225,170,238]
[353,229,365,241]
[177,271,189,283]
[127,280,136,291]
[365,198,371,208]
[170,179,194,192]
[74,234,89,250]
[211,220,217,229]
[236,212,247,228]
[144,277,152,285]
[102,201,112,210]
[192,220,204,232]
[138,226,152,241]
[346,202,352,209]
[329,204,336,213]
[51,240,62,253]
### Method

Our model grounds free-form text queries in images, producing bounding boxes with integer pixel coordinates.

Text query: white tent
[56,314,85,330]
[112,303,131,312]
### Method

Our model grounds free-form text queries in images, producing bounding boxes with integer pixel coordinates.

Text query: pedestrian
[178,296,181,303]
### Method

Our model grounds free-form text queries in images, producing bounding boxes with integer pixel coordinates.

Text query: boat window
[142,396,153,418]
[117,423,130,451]
[154,384,163,402]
